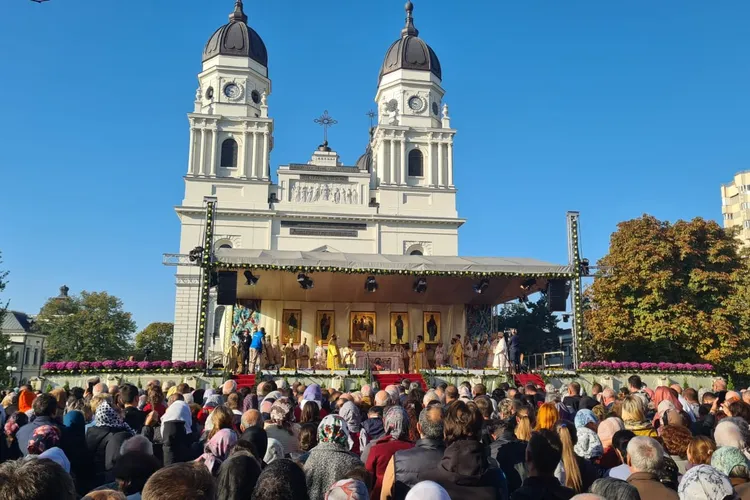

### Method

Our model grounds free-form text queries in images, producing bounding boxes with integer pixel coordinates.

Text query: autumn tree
[133,322,174,361]
[585,215,750,372]
[36,291,135,361]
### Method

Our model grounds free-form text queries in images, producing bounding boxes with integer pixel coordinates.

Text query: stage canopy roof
[214,249,574,306]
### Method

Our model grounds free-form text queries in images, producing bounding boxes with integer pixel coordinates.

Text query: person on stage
[413,335,426,371]
[314,340,326,369]
[226,341,239,374]
[435,342,445,367]
[508,328,520,372]
[340,342,353,369]
[327,335,341,370]
[297,337,310,369]
[478,334,490,368]
[453,335,465,368]
[240,330,252,373]
[492,331,509,371]
[248,327,264,373]
[282,341,297,369]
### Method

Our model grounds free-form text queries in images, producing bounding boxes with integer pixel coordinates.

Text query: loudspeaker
[547,279,569,312]
[216,271,238,305]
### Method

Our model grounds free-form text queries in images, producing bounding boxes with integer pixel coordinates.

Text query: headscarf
[339,401,361,433]
[677,465,734,500]
[260,399,275,415]
[183,392,194,405]
[166,386,178,400]
[458,386,472,400]
[263,437,284,464]
[4,412,28,441]
[196,428,237,473]
[325,479,370,500]
[95,401,135,436]
[18,390,35,414]
[303,384,323,406]
[269,398,295,427]
[37,447,71,473]
[203,394,222,409]
[653,386,683,411]
[318,414,353,450]
[243,394,258,413]
[715,420,746,451]
[384,406,409,440]
[27,425,60,455]
[597,417,624,449]
[405,481,451,500]
[711,446,750,477]
[239,426,268,460]
[574,409,598,428]
[162,400,192,436]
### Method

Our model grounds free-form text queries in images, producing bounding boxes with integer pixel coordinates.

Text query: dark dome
[379,2,441,82]
[203,1,268,68]
[356,147,373,172]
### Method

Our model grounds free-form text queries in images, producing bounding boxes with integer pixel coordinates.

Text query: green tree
[494,296,567,355]
[0,252,10,385]
[133,322,174,361]
[37,291,135,361]
[585,215,750,372]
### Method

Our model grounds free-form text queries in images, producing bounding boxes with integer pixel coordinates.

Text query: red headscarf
[18,390,36,413]
[653,386,683,412]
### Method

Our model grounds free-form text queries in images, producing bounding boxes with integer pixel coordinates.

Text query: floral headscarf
[339,401,361,433]
[677,465,734,500]
[574,409,598,428]
[318,414,353,450]
[196,428,237,474]
[269,397,294,427]
[325,479,370,500]
[4,412,28,442]
[95,401,135,436]
[27,425,60,455]
[711,446,750,477]
[384,406,409,440]
[18,390,35,414]
[242,394,258,413]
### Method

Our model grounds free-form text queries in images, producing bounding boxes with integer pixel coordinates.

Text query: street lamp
[6,366,18,386]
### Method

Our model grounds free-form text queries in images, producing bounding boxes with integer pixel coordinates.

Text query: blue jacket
[250,331,264,351]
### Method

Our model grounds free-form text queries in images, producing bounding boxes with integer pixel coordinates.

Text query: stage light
[297,273,314,290]
[518,295,529,304]
[244,271,259,286]
[364,276,378,293]
[562,314,570,322]
[520,278,536,291]
[413,277,427,294]
[473,278,489,294]
[188,246,204,263]
[581,258,590,275]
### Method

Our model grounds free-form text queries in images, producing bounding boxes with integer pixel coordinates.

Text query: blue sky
[2,1,749,330]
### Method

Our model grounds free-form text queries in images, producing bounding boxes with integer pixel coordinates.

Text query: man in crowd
[626,437,679,500]
[16,394,60,457]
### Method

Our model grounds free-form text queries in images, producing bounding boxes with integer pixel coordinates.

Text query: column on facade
[251,131,258,179]
[377,137,386,185]
[186,125,195,175]
[400,135,406,185]
[447,141,454,187]
[242,129,250,178]
[209,126,218,177]
[389,134,396,185]
[262,131,269,179]
[437,139,444,187]
[198,126,207,176]
[427,140,434,186]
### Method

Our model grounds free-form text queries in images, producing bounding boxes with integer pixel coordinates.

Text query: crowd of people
[1,373,750,499]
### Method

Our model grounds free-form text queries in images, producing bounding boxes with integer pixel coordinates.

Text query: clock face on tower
[408,95,425,113]
[223,83,241,100]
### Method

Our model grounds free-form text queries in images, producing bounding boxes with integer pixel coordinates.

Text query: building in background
[1,311,45,385]
[721,170,750,248]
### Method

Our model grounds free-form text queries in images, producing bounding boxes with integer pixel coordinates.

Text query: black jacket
[141,420,199,466]
[85,426,131,485]
[510,476,575,500]
[421,440,509,500]
[393,438,445,500]
[124,407,147,434]
[562,395,582,413]
[16,416,61,457]
[489,431,528,494]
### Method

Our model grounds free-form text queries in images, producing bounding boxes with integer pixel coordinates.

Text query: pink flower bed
[42,360,206,374]
[579,361,714,373]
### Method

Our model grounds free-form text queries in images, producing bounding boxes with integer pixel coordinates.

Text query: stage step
[515,373,545,389]
[373,373,427,391]
[232,374,256,389]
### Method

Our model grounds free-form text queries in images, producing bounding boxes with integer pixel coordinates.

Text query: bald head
[374,391,390,407]
[241,409,262,431]
[726,391,741,403]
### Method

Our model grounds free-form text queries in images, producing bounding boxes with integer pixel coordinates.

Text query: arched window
[408,149,423,177]
[220,139,238,168]
[410,250,423,256]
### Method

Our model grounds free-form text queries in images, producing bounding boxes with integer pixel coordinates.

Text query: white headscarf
[161,400,192,436]
[405,481,451,500]
[678,465,733,500]
[264,437,284,464]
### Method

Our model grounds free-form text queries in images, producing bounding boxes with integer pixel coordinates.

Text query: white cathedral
[170,1,560,363]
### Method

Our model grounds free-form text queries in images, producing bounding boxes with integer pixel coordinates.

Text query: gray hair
[590,478,640,500]
[418,406,444,440]
[570,495,606,500]
[120,435,153,456]
[627,436,664,473]
[422,390,440,407]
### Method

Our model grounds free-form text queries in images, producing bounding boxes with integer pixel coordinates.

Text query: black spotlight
[188,246,204,263]
[518,295,529,304]
[581,258,590,276]
[473,278,489,294]
[413,277,427,294]
[297,273,314,290]
[364,276,378,293]
[520,278,537,291]
[562,314,570,322]
[244,270,259,286]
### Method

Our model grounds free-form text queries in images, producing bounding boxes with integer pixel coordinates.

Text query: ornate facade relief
[290,181,361,205]
[404,241,433,255]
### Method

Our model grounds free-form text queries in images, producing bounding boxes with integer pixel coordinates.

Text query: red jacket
[365,435,414,499]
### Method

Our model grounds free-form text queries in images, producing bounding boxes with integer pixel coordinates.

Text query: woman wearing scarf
[715,419,750,461]
[195,427,237,476]
[1,411,28,461]
[338,401,362,455]
[596,417,624,468]
[366,406,413,499]
[62,408,94,495]
[264,397,299,456]
[295,384,329,422]
[196,393,223,427]
[18,389,35,415]
[325,479,370,500]
[677,464,735,500]
[304,415,363,500]
[573,409,603,460]
[711,446,750,498]
[27,424,61,454]
[86,401,135,486]
[160,400,198,465]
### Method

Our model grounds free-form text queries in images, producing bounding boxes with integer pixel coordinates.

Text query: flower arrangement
[42,360,206,375]
[578,361,714,373]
